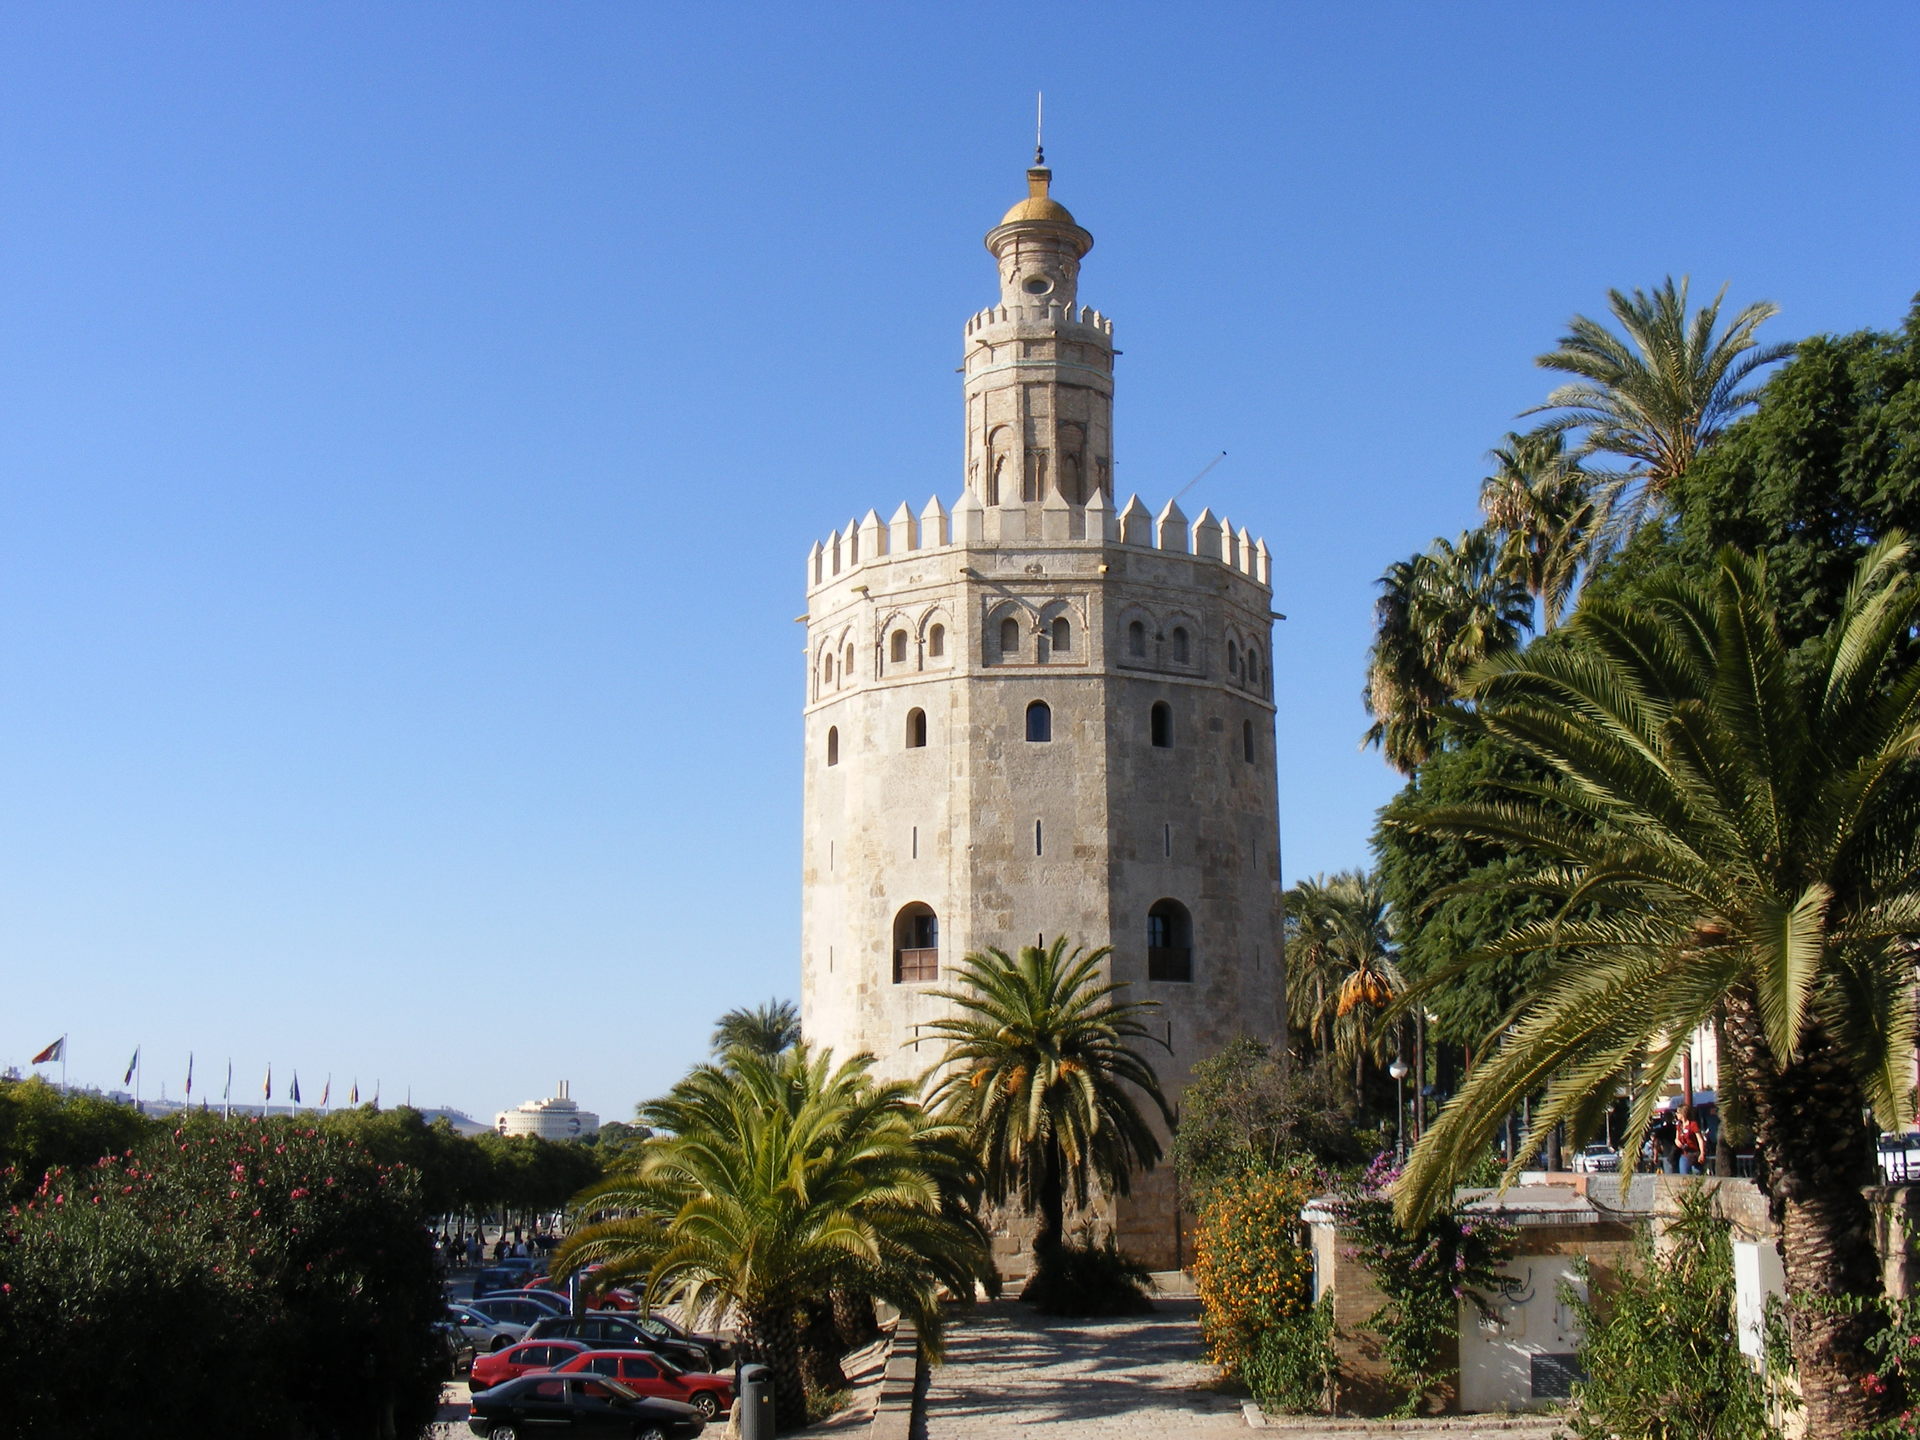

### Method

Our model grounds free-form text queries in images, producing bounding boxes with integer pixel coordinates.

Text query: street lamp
[1389,1057,1411,1162]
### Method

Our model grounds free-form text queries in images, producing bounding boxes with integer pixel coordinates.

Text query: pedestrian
[1676,1106,1706,1175]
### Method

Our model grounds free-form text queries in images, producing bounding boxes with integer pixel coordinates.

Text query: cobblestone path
[923,1299,1246,1438]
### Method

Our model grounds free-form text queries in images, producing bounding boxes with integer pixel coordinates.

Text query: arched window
[1000,617,1021,660]
[1150,701,1172,748]
[843,644,854,680]
[826,726,839,767]
[1026,700,1052,743]
[1147,899,1193,981]
[1051,617,1071,654]
[822,653,835,687]
[1248,649,1261,686]
[893,903,939,983]
[1128,620,1146,657]
[1243,718,1256,763]
[1228,639,1240,674]
[1172,627,1190,663]
[906,708,927,749]
[890,630,908,664]
[927,624,946,658]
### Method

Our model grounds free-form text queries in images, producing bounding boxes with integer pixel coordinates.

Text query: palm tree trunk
[1724,993,1895,1439]
[737,1302,808,1432]
[1034,1137,1066,1260]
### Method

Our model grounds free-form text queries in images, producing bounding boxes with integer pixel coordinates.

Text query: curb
[870,1320,922,1440]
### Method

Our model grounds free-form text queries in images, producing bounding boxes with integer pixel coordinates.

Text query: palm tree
[925,938,1172,1274]
[709,997,801,1060]
[1478,430,1595,631]
[1388,537,1920,1440]
[555,1044,994,1424]
[1526,276,1794,549]
[1364,530,1534,773]
[1285,871,1405,1099]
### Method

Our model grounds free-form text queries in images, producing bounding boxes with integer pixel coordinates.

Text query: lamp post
[1389,1057,1411,1162]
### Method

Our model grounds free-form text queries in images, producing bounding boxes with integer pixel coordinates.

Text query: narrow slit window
[1243,718,1256,763]
[1025,700,1052,742]
[1228,639,1240,674]
[826,726,839,766]
[1164,823,1171,858]
[1034,819,1043,856]
[843,645,855,679]
[911,826,918,859]
[1150,701,1172,748]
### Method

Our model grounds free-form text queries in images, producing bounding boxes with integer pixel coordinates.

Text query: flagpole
[135,1049,141,1114]
[61,1037,68,1096]
[223,1059,232,1120]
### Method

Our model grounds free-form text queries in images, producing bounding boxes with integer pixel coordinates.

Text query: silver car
[445,1301,526,1352]
[1571,1143,1621,1173]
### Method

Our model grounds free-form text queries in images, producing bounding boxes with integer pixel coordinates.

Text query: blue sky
[6,2,1917,1120]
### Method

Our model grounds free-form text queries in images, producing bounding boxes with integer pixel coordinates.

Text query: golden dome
[1000,167,1076,226]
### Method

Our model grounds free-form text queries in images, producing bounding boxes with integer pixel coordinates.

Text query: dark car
[466,1372,704,1440]
[523,1315,711,1372]
[468,1293,570,1329]
[431,1319,477,1377]
[628,1314,733,1372]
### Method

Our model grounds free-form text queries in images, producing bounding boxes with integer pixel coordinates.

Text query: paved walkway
[924,1299,1246,1439]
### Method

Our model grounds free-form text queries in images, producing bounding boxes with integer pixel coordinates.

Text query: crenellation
[1192,507,1223,562]
[920,495,950,547]
[1118,494,1152,546]
[1155,497,1189,553]
[888,502,916,554]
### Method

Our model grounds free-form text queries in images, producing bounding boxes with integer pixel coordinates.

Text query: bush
[0,1118,444,1440]
[1243,1298,1337,1414]
[1021,1224,1155,1316]
[1191,1164,1320,1373]
[1564,1186,1779,1440]
[1329,1155,1513,1416]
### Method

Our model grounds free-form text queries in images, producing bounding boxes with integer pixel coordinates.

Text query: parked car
[468,1293,569,1329]
[524,1315,712,1372]
[466,1373,704,1440]
[1571,1143,1622,1174]
[430,1320,477,1378]
[556,1349,735,1421]
[469,1338,591,1392]
[627,1314,733,1372]
[446,1302,526,1351]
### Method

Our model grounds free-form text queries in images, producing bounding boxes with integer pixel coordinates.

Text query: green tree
[1363,530,1533,773]
[1284,871,1404,1098]
[1171,1038,1362,1196]
[1390,539,1920,1440]
[555,1045,993,1429]
[0,1076,158,1203]
[710,997,802,1060]
[1527,276,1794,549]
[925,939,1172,1278]
[1478,429,1595,631]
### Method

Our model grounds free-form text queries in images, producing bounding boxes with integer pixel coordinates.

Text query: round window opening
[1022,275,1053,295]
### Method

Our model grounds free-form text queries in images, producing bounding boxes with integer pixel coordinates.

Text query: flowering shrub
[1191,1163,1321,1375]
[0,1119,443,1440]
[1327,1154,1514,1416]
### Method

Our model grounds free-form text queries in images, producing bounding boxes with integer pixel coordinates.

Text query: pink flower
[290,1188,309,1199]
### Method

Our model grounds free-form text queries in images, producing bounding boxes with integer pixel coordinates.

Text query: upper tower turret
[962,159,1115,529]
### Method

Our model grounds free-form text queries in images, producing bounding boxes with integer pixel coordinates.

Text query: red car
[467,1338,589,1392]
[555,1349,735,1420]
[523,1269,639,1311]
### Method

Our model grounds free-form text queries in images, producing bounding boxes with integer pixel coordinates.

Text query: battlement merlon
[804,491,1273,597]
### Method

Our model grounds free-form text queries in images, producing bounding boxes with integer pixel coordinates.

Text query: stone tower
[799,160,1283,1269]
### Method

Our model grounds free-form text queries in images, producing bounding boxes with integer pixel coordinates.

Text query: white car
[1571,1143,1621,1173]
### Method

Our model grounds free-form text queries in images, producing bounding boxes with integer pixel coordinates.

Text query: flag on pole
[30,1037,64,1065]
[373,1080,381,1110]
[320,1076,330,1108]
[349,1079,359,1105]
[185,1053,194,1097]
[290,1073,301,1105]
[123,1047,140,1086]
[263,1064,272,1103]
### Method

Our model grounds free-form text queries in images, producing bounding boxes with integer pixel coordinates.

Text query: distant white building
[494,1081,598,1141]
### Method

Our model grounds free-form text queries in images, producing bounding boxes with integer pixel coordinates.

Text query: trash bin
[736,1363,774,1440]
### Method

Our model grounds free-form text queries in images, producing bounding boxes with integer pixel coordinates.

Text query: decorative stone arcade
[798,160,1285,1270]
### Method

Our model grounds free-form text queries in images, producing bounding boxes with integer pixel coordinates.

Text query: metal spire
[1034,90,1045,166]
